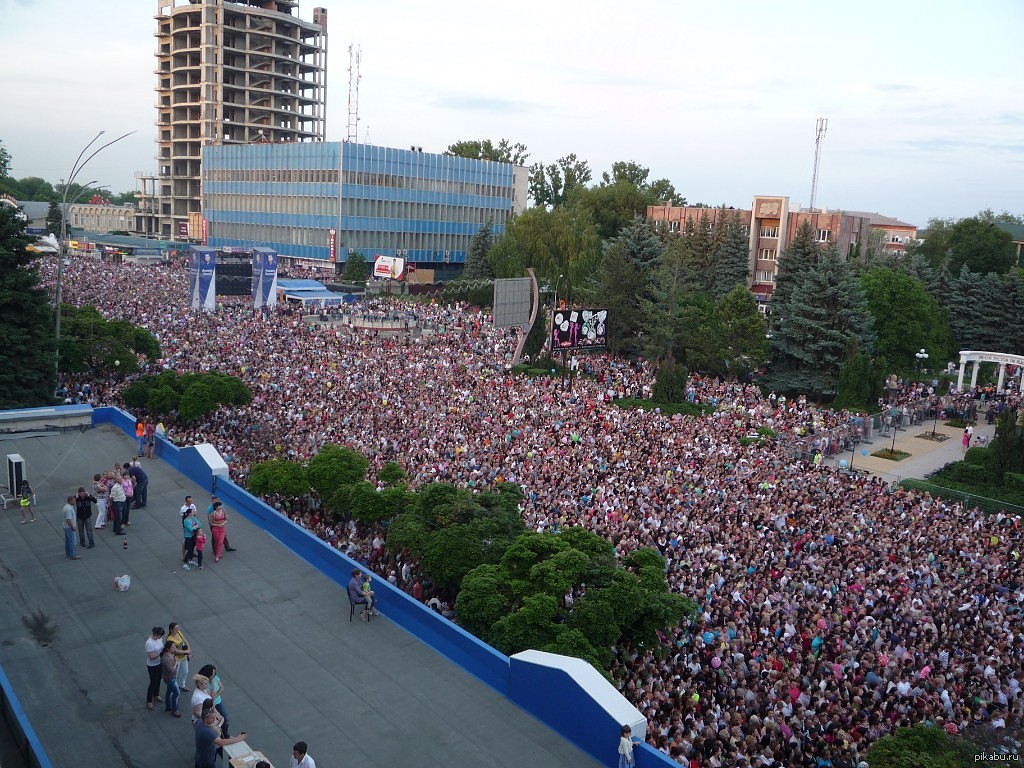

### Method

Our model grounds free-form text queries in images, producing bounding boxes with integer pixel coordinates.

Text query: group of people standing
[144,624,313,768]
[179,494,234,571]
[86,459,149,537]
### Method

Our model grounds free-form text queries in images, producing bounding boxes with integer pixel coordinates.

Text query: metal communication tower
[809,117,828,211]
[346,44,362,143]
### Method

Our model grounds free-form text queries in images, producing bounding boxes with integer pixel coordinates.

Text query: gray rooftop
[0,424,601,768]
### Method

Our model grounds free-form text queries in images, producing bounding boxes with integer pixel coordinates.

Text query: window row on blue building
[202,141,528,272]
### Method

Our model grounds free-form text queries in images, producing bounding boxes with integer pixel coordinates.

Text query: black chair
[348,593,371,622]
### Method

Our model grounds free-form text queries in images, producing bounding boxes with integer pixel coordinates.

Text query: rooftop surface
[0,424,601,768]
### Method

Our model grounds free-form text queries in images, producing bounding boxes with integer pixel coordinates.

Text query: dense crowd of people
[47,257,1024,766]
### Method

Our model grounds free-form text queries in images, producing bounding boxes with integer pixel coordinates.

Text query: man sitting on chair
[347,568,372,620]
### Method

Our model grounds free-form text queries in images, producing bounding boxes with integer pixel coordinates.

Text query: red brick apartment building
[647,196,916,308]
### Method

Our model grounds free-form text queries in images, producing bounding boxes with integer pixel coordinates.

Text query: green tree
[247,459,309,497]
[46,201,63,234]
[0,141,11,179]
[682,212,723,290]
[866,724,975,768]
[948,216,1016,274]
[711,212,751,299]
[446,139,529,166]
[598,241,647,356]
[178,381,217,421]
[2,177,56,202]
[600,161,650,188]
[0,203,56,407]
[455,529,693,674]
[860,268,953,373]
[990,408,1024,482]
[121,370,249,419]
[571,181,652,241]
[906,218,953,270]
[485,205,600,292]
[341,252,369,283]
[833,339,883,411]
[57,305,161,374]
[770,221,821,313]
[347,481,390,524]
[462,222,495,279]
[377,461,406,486]
[768,247,875,397]
[307,444,369,500]
[529,154,592,209]
[715,285,768,377]
[651,361,689,402]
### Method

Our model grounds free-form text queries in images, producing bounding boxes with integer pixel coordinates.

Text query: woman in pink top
[209,501,228,562]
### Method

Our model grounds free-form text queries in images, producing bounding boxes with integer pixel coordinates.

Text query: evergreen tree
[711,212,751,300]
[615,214,664,273]
[463,222,495,279]
[45,201,62,234]
[770,221,821,315]
[833,339,883,411]
[767,247,875,397]
[685,211,721,292]
[715,285,768,377]
[0,204,57,407]
[598,242,647,357]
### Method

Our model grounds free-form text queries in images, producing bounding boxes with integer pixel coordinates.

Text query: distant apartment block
[147,0,328,241]
[647,196,916,307]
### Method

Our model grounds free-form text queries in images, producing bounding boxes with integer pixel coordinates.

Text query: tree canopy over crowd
[121,370,251,421]
[247,443,693,674]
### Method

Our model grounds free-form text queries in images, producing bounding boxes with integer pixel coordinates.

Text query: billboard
[552,308,607,350]
[189,247,217,312]
[373,255,405,280]
[493,278,533,329]
[252,248,279,309]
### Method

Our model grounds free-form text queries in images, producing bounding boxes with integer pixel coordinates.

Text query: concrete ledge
[0,405,92,434]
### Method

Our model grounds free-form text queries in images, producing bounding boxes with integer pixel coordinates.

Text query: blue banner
[252,248,279,309]
[252,249,264,305]
[188,249,200,309]
[192,247,216,312]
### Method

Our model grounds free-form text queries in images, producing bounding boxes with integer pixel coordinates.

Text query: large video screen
[552,308,607,350]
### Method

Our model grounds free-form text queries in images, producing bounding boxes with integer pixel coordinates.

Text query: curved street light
[55,130,135,376]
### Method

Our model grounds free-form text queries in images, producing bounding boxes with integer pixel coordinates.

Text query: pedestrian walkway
[823,413,997,485]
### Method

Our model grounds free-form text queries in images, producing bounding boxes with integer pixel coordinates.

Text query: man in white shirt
[289,741,316,768]
[180,496,198,561]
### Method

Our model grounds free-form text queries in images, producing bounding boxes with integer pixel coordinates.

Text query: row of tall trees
[248,444,693,673]
[450,136,1021,402]
[0,141,135,206]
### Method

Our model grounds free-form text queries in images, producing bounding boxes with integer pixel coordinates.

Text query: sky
[2,0,1022,227]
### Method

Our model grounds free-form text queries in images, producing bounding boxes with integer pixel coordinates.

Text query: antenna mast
[346,44,362,143]
[809,117,828,211]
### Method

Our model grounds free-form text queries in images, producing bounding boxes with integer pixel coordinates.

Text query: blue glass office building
[202,141,528,271]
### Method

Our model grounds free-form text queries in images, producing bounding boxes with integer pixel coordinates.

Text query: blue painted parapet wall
[0,664,55,768]
[92,407,676,768]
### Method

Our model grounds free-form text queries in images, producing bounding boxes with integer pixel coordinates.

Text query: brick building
[647,196,916,309]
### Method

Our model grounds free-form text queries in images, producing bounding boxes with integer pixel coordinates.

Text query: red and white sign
[373,256,405,280]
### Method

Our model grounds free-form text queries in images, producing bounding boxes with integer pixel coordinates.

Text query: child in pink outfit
[195,531,207,571]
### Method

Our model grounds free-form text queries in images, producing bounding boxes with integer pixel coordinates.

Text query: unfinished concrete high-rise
[151,0,328,240]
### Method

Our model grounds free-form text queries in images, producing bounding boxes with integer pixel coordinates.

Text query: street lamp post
[915,348,929,380]
[55,130,135,377]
